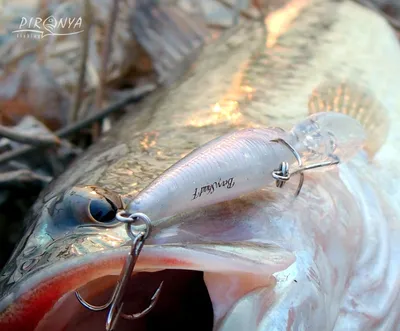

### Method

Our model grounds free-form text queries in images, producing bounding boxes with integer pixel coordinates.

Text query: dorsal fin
[308,81,389,158]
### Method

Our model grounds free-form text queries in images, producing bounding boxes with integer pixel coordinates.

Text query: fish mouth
[41,270,214,331]
[1,241,293,331]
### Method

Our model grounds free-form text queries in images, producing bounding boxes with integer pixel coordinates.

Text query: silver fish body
[1,0,400,330]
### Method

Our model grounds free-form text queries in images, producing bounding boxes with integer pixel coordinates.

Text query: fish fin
[308,81,389,158]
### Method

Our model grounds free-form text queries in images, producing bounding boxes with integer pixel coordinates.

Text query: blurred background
[0,0,399,269]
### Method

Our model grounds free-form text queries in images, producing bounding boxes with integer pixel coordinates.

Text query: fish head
[0,172,299,330]
[0,155,371,331]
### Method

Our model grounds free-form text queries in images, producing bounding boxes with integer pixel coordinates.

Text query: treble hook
[75,212,164,331]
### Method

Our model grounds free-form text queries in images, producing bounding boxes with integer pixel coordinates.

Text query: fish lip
[0,241,294,330]
[1,242,293,305]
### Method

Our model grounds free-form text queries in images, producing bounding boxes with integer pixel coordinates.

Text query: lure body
[127,112,365,221]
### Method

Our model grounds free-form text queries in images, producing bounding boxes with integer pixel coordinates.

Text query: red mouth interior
[59,270,213,331]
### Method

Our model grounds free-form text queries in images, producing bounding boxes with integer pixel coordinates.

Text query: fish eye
[88,198,117,223]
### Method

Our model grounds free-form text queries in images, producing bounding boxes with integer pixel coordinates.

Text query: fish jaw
[0,242,293,331]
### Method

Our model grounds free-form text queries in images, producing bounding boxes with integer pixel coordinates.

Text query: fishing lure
[125,112,366,222]
[76,111,366,330]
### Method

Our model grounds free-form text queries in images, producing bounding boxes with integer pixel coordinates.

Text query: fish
[1,0,400,330]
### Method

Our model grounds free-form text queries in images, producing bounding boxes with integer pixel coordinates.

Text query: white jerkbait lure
[126,112,366,222]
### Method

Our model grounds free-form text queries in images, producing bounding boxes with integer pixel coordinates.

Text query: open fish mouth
[0,237,293,331]
[0,183,294,331]
[3,153,393,331]
[61,269,214,331]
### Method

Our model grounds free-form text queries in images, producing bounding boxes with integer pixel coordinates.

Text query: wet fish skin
[1,0,400,330]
